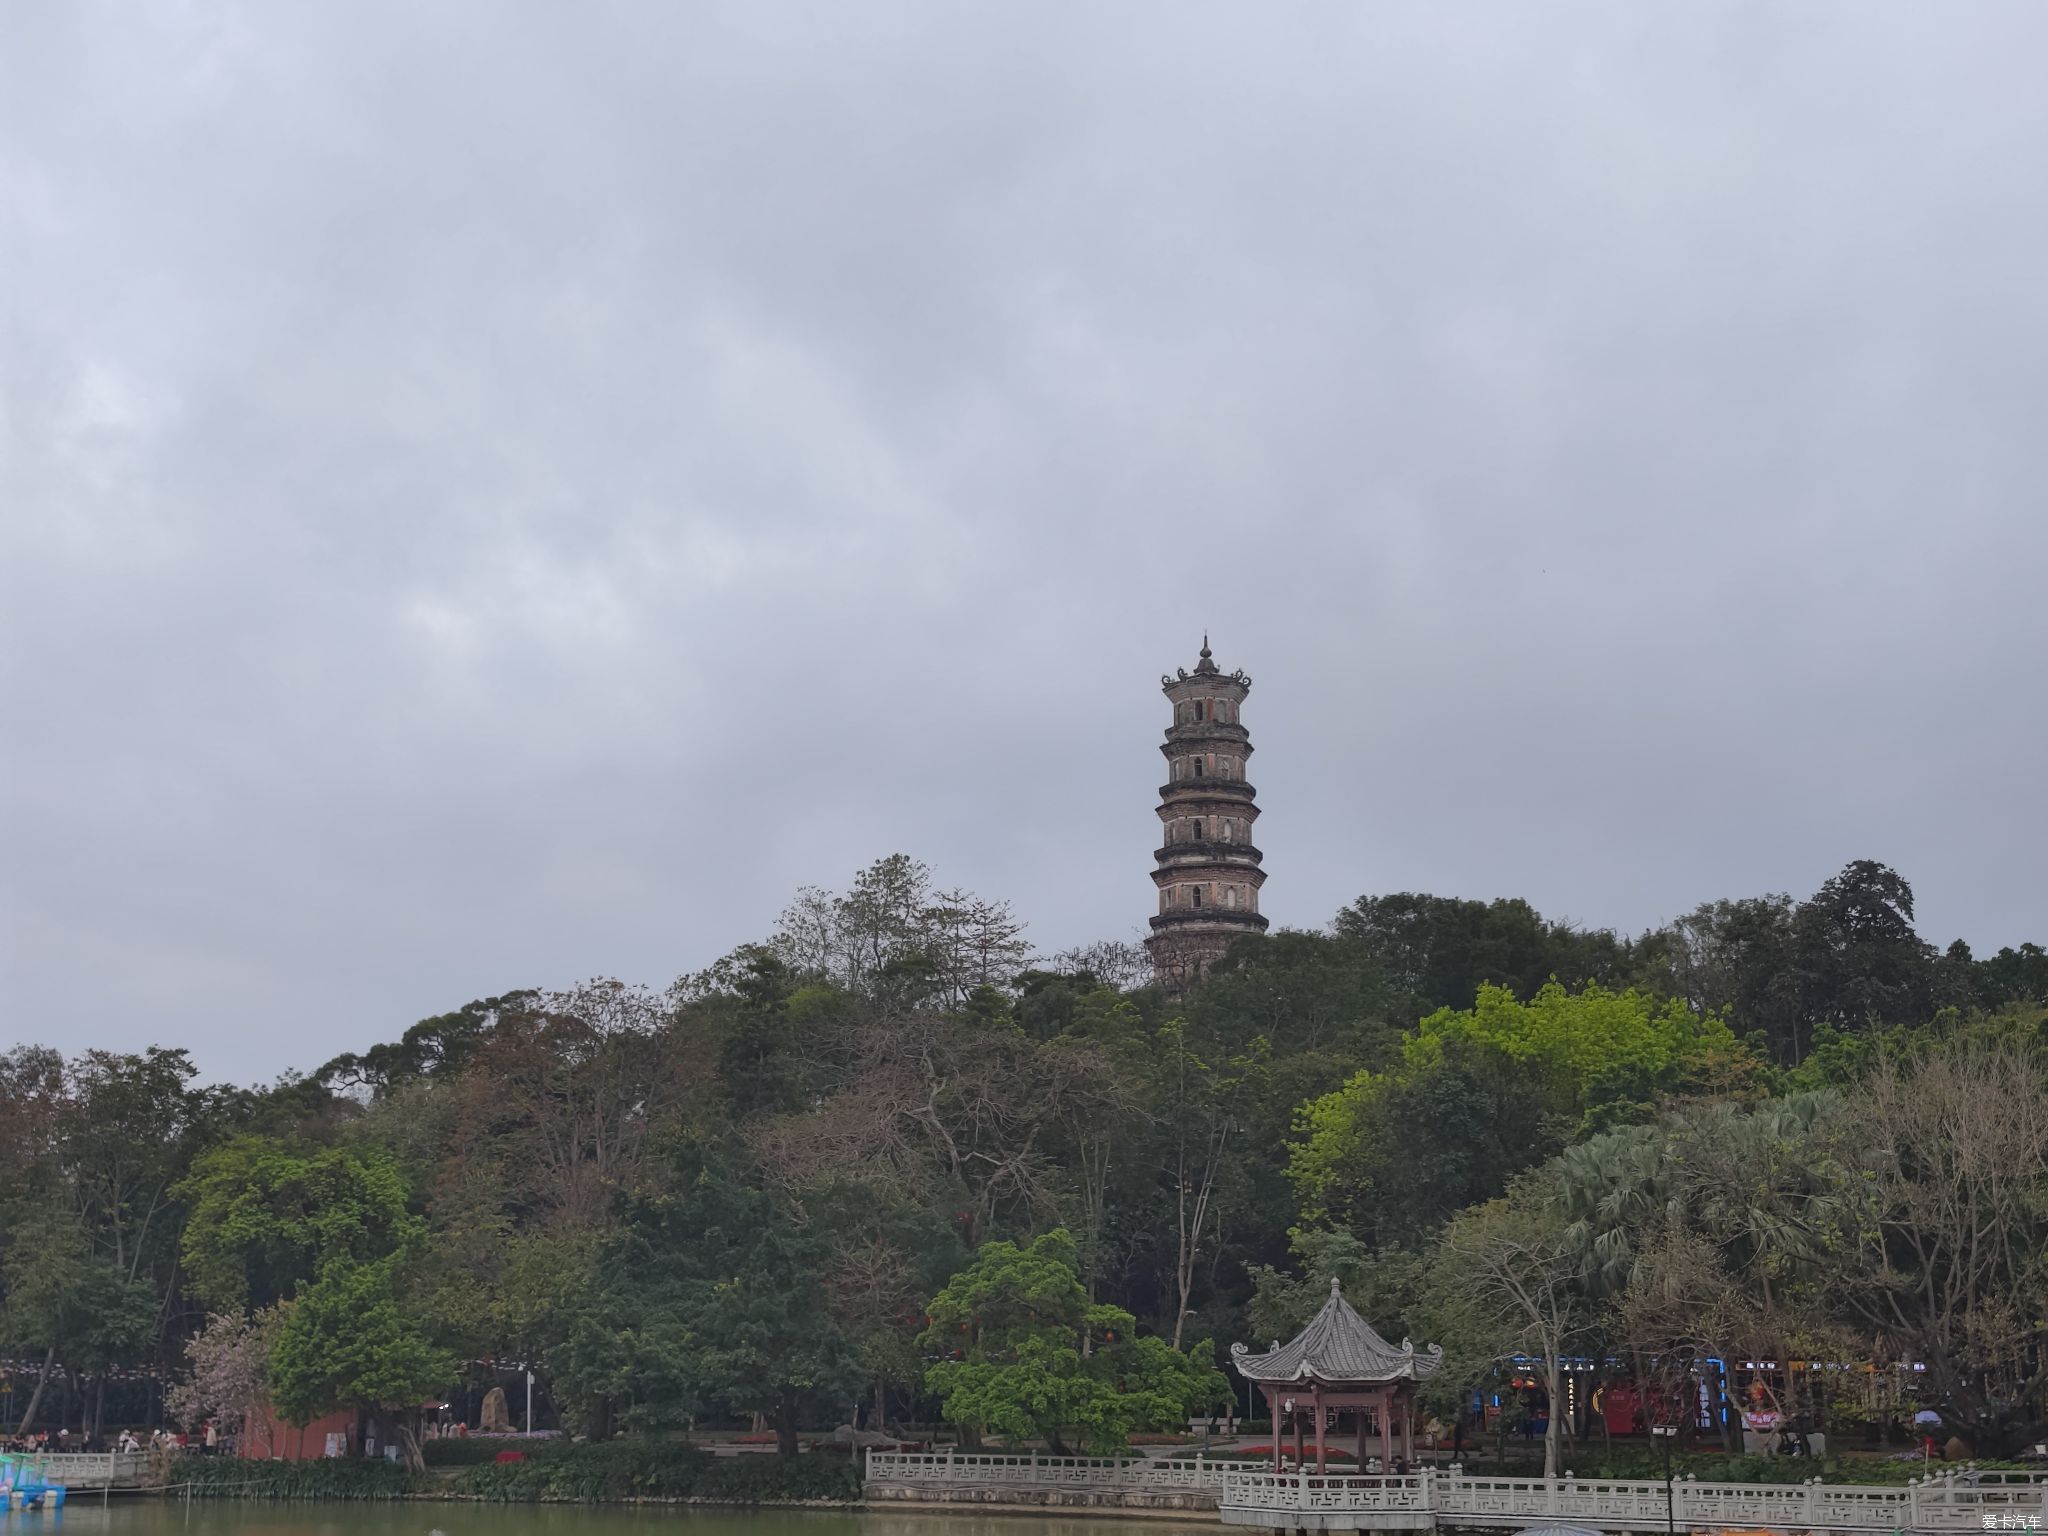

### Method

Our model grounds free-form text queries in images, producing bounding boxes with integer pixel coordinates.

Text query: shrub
[173,1456,426,1500]
[454,1439,860,1503]
[423,1438,565,1467]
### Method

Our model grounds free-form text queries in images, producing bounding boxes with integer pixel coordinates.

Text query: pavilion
[1231,1277,1444,1473]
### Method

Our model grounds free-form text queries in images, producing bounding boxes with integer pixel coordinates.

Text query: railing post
[1908,1475,1920,1531]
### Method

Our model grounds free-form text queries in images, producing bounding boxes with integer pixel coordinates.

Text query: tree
[1633,895,1801,1058]
[314,994,527,1098]
[166,1309,283,1452]
[568,1134,859,1452]
[748,1012,1121,1243]
[920,1230,1226,1452]
[764,856,1033,1009]
[268,1249,454,1471]
[1043,939,1155,993]
[0,1206,154,1433]
[1432,1170,1592,1478]
[713,946,807,1120]
[1292,982,1752,1244]
[1786,860,1936,1059]
[1245,1227,1428,1351]
[1333,893,1633,1022]
[178,1137,417,1310]
[1141,1021,1267,1348]
[438,977,698,1233]
[1559,1095,1847,1449]
[1832,1033,2048,1443]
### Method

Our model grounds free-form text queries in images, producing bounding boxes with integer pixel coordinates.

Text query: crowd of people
[0,1426,217,1457]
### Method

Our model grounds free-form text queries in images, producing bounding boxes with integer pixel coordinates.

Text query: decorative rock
[479,1385,514,1433]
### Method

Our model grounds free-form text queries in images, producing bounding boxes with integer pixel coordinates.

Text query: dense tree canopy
[5,852,2045,1456]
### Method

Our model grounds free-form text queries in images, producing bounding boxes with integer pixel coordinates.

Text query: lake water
[7,1506,1185,1536]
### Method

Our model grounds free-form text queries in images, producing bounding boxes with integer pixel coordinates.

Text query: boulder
[479,1386,514,1434]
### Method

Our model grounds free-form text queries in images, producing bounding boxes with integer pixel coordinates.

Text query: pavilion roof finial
[1194,636,1220,675]
[1329,1274,1343,1300]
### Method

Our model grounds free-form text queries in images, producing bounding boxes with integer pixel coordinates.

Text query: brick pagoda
[1146,639,1268,992]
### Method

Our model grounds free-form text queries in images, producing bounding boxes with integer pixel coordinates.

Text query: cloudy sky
[5,2,2045,1083]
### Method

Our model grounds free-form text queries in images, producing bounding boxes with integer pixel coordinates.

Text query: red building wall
[240,1402,357,1461]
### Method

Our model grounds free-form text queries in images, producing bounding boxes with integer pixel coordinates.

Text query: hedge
[455,1440,862,1503]
[423,1437,565,1467]
[172,1457,427,1500]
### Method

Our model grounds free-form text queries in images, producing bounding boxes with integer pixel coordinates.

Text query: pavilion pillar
[1313,1385,1326,1472]
[1264,1388,1281,1473]
[1358,1401,1369,1467]
[1292,1402,1304,1468]
[1379,1389,1393,1469]
[1402,1393,1414,1463]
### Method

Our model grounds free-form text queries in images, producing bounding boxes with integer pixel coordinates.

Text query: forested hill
[3,853,2044,1462]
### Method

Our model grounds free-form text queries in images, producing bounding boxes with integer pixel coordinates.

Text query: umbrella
[1913,1411,1942,1426]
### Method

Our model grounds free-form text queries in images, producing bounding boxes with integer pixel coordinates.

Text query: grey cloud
[4,1,2045,1079]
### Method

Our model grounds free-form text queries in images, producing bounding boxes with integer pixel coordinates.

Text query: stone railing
[1224,1471,1432,1513]
[863,1452,2048,1532]
[10,1451,154,1489]
[1218,1464,2048,1533]
[867,1450,1231,1493]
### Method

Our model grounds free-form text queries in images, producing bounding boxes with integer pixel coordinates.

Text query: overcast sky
[5,2,2045,1084]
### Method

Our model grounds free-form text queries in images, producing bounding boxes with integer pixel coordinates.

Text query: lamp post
[1651,1424,1678,1536]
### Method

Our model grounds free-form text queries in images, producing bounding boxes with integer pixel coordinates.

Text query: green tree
[268,1248,454,1471]
[920,1230,1226,1452]
[1333,893,1632,1022]
[1,1207,154,1433]
[1786,860,1936,1059]
[178,1137,417,1310]
[714,946,806,1121]
[1292,982,1752,1243]
[567,1135,857,1452]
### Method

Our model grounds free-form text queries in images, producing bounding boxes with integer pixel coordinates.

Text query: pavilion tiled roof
[1230,1277,1444,1384]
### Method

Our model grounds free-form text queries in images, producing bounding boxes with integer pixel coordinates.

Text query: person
[204,1421,219,1456]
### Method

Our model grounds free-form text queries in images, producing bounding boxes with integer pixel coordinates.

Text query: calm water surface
[4,1506,1184,1536]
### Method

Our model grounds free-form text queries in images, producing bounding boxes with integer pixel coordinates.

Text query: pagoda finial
[1193,637,1220,676]
[1329,1275,1343,1300]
